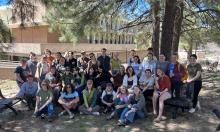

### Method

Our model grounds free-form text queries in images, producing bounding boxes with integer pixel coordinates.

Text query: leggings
[192,80,202,108]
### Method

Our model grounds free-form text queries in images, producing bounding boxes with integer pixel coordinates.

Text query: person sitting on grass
[107,85,130,120]
[117,86,146,126]
[152,68,171,122]
[15,74,38,110]
[58,84,79,119]
[101,83,117,114]
[33,80,54,122]
[78,79,100,115]
[61,67,74,86]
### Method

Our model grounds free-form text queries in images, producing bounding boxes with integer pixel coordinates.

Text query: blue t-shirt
[60,91,79,101]
[131,63,141,76]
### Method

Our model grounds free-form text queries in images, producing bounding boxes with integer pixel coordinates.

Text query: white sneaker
[189,108,196,113]
[92,112,100,116]
[58,111,66,117]
[196,101,201,110]
[69,113,75,119]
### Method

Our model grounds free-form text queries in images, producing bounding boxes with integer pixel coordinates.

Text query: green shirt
[187,63,202,81]
[37,89,53,106]
[110,58,121,70]
[82,88,97,108]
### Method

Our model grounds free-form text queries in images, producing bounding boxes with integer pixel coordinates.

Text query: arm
[16,73,24,83]
[132,95,145,111]
[34,96,40,113]
[39,95,53,111]
[15,83,26,98]
[82,90,89,108]
[91,90,97,108]
[188,71,201,82]
[132,75,138,88]
[122,75,128,87]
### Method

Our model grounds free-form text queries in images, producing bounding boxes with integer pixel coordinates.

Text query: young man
[97,48,111,72]
[27,52,38,78]
[34,80,54,122]
[141,52,157,77]
[15,58,31,88]
[15,75,38,110]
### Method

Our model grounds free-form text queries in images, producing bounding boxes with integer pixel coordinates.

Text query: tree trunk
[151,0,160,58]
[160,0,177,61]
[172,2,184,55]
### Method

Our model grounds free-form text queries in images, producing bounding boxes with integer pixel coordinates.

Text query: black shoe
[48,117,53,122]
[41,114,46,119]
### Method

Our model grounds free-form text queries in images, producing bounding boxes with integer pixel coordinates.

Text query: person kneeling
[14,75,38,110]
[152,68,171,122]
[118,86,146,126]
[79,79,100,115]
[33,80,54,122]
[58,84,79,119]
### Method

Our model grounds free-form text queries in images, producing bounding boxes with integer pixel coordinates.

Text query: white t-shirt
[101,90,117,99]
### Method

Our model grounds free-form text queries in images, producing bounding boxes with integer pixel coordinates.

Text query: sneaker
[196,101,201,110]
[69,113,75,119]
[41,114,46,119]
[117,120,126,126]
[48,117,53,122]
[189,108,196,113]
[92,112,100,116]
[58,111,66,117]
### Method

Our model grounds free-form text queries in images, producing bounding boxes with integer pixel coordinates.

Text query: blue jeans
[119,107,146,123]
[35,103,54,118]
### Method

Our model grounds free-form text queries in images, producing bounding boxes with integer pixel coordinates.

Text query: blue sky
[0,0,10,6]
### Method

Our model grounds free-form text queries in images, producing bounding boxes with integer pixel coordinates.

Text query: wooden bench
[213,108,220,131]
[0,89,21,115]
[145,84,193,119]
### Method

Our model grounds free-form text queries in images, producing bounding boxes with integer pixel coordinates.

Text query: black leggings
[192,80,202,108]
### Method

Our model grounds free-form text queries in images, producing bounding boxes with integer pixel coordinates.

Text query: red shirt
[158,75,171,92]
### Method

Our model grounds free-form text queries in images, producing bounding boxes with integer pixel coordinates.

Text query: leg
[91,105,100,113]
[192,81,202,108]
[157,92,171,120]
[119,108,129,122]
[152,91,159,115]
[47,103,54,118]
[126,111,136,123]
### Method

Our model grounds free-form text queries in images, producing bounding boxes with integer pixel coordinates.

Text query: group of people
[13,47,202,125]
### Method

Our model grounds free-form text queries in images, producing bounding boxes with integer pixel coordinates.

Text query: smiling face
[41,81,48,91]
[145,70,151,77]
[128,67,134,75]
[190,56,197,64]
[120,86,127,94]
[159,54,166,62]
[157,68,163,77]
[66,84,72,93]
[87,80,93,89]
[134,86,140,95]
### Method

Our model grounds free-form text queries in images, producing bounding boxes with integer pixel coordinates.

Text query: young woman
[131,55,141,78]
[58,84,79,119]
[101,83,117,113]
[85,67,97,82]
[186,54,202,113]
[34,80,54,122]
[107,85,130,120]
[87,53,98,73]
[72,67,86,96]
[118,86,146,126]
[113,65,125,91]
[152,68,171,122]
[78,80,100,115]
[35,56,50,83]
[122,66,138,92]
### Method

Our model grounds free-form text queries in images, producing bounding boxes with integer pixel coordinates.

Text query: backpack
[177,63,188,81]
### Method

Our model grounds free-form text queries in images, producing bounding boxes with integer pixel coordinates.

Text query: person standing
[27,52,38,78]
[15,58,31,88]
[97,48,111,72]
[185,54,202,113]
[167,53,185,98]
